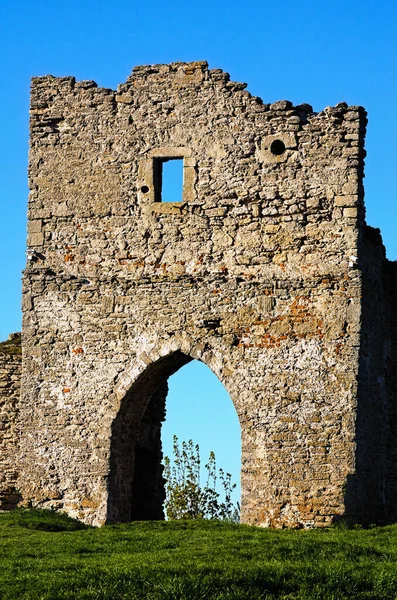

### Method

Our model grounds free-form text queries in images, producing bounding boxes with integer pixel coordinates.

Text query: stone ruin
[1,61,397,528]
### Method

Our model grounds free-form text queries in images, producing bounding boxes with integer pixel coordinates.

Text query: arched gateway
[4,61,397,527]
[107,349,239,523]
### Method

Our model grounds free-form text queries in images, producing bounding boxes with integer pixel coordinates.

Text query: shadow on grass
[3,507,90,532]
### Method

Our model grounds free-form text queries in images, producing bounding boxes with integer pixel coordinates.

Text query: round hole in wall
[141,185,149,194]
[270,139,286,156]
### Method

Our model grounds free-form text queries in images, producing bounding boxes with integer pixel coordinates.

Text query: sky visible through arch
[163,361,241,505]
[1,0,396,502]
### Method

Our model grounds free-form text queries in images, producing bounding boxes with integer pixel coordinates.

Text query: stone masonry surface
[1,61,396,527]
[0,334,22,511]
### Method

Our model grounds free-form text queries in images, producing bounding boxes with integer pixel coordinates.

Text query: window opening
[154,158,184,203]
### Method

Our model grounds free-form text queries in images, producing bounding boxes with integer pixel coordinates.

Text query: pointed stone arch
[107,347,240,523]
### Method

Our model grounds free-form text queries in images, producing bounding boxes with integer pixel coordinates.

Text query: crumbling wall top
[30,61,367,119]
[0,333,22,356]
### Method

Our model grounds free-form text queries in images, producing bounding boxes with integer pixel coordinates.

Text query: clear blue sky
[1,0,396,504]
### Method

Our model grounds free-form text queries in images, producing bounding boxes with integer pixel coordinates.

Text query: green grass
[1,510,397,599]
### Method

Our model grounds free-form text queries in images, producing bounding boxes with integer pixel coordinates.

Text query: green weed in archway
[163,435,240,521]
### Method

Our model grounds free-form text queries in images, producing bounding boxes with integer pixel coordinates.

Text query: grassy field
[1,510,397,599]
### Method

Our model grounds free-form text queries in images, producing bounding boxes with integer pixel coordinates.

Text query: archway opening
[161,360,241,515]
[107,352,241,523]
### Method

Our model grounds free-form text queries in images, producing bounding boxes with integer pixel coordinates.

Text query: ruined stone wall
[351,226,391,523]
[341,225,397,525]
[18,61,371,527]
[383,259,397,519]
[0,334,22,510]
[129,381,168,521]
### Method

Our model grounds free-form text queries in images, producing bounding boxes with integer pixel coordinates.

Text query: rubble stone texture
[0,334,22,510]
[2,61,397,527]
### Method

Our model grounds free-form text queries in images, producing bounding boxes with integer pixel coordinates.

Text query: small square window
[154,158,184,203]
[138,148,196,207]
